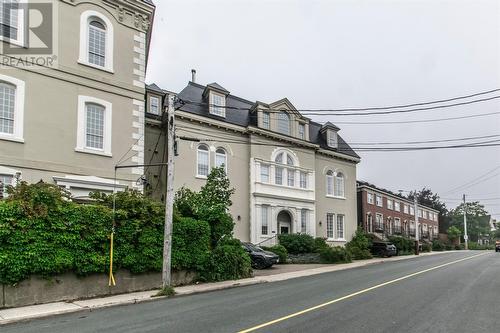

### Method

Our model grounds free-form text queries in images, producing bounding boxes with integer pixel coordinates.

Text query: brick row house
[357,181,439,241]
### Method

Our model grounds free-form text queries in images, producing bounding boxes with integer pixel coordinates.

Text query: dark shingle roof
[173,81,359,159]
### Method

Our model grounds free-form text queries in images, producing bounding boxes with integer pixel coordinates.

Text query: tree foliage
[174,166,236,247]
[449,202,490,242]
[408,188,448,232]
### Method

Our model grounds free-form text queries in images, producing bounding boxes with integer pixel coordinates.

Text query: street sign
[464,235,468,241]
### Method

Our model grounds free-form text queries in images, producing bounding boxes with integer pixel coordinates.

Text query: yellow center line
[237,252,488,333]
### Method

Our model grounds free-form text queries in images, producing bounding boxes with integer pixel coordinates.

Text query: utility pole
[414,194,420,255]
[463,194,468,250]
[162,95,175,289]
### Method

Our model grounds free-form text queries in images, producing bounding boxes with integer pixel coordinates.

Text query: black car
[495,241,500,252]
[242,242,279,269]
[370,242,397,257]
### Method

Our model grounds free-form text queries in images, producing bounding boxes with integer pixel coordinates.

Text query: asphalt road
[4,251,500,333]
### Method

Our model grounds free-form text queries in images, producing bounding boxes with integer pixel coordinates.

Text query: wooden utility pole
[162,95,175,289]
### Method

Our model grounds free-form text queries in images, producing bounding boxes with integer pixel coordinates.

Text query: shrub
[432,240,445,251]
[454,244,465,250]
[345,229,372,260]
[445,244,453,251]
[278,233,315,254]
[313,237,329,252]
[172,216,211,271]
[388,236,414,255]
[262,245,288,264]
[200,238,252,282]
[319,246,352,264]
[422,243,432,252]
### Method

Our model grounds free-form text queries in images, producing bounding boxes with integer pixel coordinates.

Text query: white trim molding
[78,10,114,73]
[0,74,25,143]
[53,175,127,200]
[75,95,113,157]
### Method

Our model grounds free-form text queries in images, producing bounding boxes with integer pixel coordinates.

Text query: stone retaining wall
[1,270,196,309]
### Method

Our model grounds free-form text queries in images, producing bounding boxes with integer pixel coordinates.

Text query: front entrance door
[277,210,292,235]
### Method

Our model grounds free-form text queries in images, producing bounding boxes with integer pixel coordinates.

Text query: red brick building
[357,181,439,241]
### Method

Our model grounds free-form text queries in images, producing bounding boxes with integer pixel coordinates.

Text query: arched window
[215,147,227,172]
[79,11,114,72]
[197,144,209,177]
[277,111,290,135]
[274,151,296,186]
[88,19,106,67]
[326,170,334,196]
[334,172,345,197]
[0,82,16,135]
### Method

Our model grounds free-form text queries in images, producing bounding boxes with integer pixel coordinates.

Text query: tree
[174,167,236,247]
[449,202,490,242]
[447,226,462,242]
[408,188,449,233]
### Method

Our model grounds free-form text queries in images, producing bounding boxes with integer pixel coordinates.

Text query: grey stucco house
[0,0,155,199]
[145,77,361,246]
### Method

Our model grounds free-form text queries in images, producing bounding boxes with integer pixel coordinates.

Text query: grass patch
[154,286,176,298]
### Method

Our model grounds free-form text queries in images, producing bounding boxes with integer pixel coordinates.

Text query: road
[4,251,500,333]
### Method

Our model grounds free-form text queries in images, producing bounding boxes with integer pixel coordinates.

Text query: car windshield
[245,243,263,252]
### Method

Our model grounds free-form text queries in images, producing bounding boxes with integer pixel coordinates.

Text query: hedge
[0,183,212,285]
[278,233,315,254]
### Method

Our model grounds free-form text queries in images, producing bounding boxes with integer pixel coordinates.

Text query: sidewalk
[0,251,453,325]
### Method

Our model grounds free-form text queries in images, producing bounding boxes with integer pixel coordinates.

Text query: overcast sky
[146,0,500,217]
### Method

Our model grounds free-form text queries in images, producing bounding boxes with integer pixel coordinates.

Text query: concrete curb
[0,251,459,325]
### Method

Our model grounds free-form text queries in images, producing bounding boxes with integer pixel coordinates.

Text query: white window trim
[333,172,345,199]
[196,144,210,178]
[78,10,114,73]
[367,192,374,205]
[0,74,25,143]
[335,214,346,241]
[209,91,226,117]
[75,95,112,157]
[376,195,383,207]
[0,1,26,47]
[326,213,335,240]
[215,147,227,172]
[327,130,338,149]
[149,96,160,115]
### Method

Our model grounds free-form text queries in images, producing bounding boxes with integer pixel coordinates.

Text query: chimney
[191,69,196,83]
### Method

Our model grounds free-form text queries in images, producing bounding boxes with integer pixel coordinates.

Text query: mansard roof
[169,81,360,159]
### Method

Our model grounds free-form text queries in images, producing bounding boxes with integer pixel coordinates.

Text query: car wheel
[254,258,267,270]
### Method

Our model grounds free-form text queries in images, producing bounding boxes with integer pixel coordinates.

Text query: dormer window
[210,92,225,117]
[328,130,338,148]
[149,96,160,115]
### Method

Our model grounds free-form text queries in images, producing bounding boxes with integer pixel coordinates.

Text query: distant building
[357,181,440,241]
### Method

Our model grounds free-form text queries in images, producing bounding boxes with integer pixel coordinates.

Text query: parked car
[370,242,397,257]
[241,242,279,269]
[495,240,500,253]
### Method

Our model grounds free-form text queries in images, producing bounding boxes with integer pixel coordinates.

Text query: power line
[324,111,500,125]
[178,93,500,116]
[441,165,500,195]
[349,134,500,146]
[177,124,500,148]
[176,129,500,152]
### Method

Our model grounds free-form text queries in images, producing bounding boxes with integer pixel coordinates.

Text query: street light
[399,190,420,255]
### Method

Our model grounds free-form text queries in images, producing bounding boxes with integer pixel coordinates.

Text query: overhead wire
[178,93,500,116]
[177,124,500,150]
